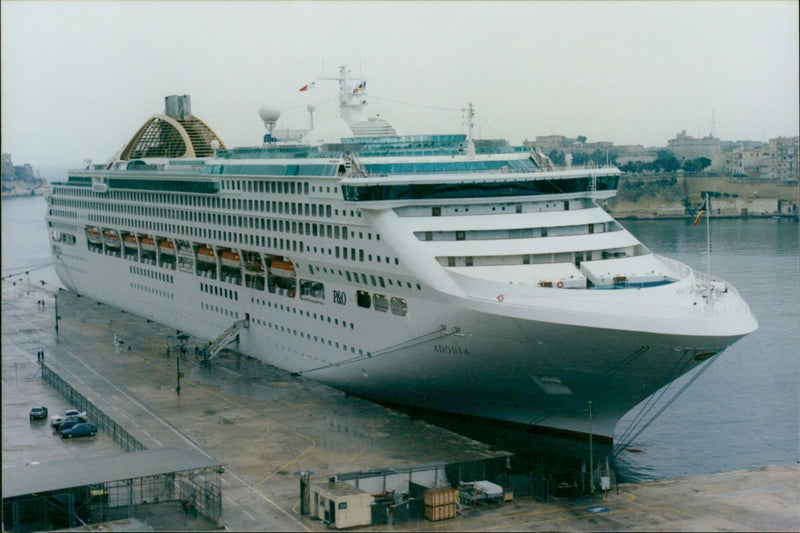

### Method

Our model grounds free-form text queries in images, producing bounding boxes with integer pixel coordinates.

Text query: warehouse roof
[3,447,222,498]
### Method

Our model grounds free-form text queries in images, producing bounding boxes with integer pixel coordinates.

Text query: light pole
[54,294,60,337]
[176,333,189,396]
[588,400,594,495]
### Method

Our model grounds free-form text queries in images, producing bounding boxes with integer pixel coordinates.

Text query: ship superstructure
[46,68,757,440]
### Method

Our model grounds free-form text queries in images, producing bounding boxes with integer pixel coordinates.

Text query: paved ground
[3,278,798,532]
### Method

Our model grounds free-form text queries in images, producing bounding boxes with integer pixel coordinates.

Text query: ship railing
[449,265,750,320]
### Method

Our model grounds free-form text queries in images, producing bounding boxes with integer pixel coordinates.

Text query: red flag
[299,82,315,92]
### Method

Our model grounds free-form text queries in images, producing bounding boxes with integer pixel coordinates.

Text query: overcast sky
[2,1,798,177]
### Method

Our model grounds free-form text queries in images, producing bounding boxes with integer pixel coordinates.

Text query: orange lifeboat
[87,227,102,244]
[140,237,156,252]
[104,231,120,247]
[197,247,215,262]
[220,251,241,268]
[270,260,295,277]
[123,235,138,248]
[159,240,175,255]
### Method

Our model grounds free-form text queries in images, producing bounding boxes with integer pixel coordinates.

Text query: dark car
[55,416,88,432]
[61,423,98,439]
[30,406,48,420]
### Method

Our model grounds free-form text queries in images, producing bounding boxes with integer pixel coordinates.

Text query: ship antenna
[314,65,367,122]
[705,191,712,300]
[463,102,476,158]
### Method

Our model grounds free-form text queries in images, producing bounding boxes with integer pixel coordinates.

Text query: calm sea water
[3,196,798,481]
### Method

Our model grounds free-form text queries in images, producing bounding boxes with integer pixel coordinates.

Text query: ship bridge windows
[342,176,619,202]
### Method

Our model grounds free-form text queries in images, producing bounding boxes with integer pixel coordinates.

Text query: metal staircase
[204,318,249,360]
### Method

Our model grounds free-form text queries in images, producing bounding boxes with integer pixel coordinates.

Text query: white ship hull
[51,242,751,440]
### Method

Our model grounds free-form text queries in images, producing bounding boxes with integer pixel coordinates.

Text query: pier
[3,278,797,531]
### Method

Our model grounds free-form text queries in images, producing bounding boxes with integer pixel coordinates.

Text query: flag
[352,81,366,94]
[299,82,315,92]
[693,198,707,226]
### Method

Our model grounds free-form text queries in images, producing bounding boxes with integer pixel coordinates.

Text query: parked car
[29,406,49,420]
[55,417,88,432]
[51,409,87,427]
[61,423,98,439]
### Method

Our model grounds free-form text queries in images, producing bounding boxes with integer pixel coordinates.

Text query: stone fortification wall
[606,174,798,218]
[682,176,798,203]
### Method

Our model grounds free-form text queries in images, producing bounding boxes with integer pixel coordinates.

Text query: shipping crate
[423,488,457,507]
[424,503,455,521]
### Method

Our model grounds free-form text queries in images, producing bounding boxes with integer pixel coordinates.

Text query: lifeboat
[197,247,215,262]
[123,235,138,248]
[246,262,264,272]
[221,251,241,269]
[87,227,102,244]
[159,240,176,255]
[140,237,156,252]
[270,260,295,277]
[103,231,121,247]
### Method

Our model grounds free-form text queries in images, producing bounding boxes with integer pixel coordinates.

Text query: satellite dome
[258,103,281,123]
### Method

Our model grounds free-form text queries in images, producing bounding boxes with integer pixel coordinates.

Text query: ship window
[456,231,465,241]
[390,297,407,316]
[373,294,388,312]
[357,290,371,308]
[432,207,441,216]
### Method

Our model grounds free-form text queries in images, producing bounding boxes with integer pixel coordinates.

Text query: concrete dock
[3,278,798,531]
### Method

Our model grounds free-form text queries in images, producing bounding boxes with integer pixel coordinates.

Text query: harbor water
[3,195,798,482]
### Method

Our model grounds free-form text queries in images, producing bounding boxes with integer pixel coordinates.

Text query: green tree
[577,135,587,143]
[654,151,680,172]
[682,157,712,172]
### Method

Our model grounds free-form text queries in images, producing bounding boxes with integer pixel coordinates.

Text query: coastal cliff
[1,154,49,197]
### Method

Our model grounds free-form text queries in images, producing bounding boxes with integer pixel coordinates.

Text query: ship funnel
[165,95,192,119]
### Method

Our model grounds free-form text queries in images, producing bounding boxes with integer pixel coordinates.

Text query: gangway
[204,318,249,360]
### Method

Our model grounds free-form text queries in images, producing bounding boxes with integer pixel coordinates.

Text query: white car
[50,409,87,427]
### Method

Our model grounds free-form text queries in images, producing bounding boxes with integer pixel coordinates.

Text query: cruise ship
[46,68,757,441]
